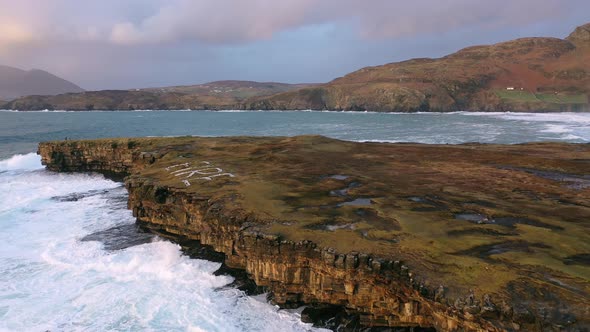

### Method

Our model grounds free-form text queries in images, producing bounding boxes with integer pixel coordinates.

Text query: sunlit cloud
[0,0,586,90]
[0,0,577,47]
[0,21,35,44]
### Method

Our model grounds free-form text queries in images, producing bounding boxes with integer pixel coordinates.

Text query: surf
[0,154,324,332]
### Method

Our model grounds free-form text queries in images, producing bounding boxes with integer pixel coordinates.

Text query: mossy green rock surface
[38,136,590,331]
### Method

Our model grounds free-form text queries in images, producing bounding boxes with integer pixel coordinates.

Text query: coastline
[2,108,590,114]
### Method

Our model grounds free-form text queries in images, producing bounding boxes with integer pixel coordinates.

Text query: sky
[0,0,588,90]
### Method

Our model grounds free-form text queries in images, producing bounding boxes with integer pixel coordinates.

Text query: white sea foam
[0,153,43,171]
[0,155,326,332]
[462,111,590,123]
[463,112,590,142]
[541,124,571,134]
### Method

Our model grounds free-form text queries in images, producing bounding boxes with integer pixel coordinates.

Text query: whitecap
[0,153,43,171]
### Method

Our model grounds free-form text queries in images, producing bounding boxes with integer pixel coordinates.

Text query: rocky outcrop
[567,23,590,47]
[39,139,138,177]
[127,178,459,329]
[38,137,590,331]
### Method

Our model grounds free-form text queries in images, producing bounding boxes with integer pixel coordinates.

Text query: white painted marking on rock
[199,173,236,181]
[165,161,235,186]
[165,162,190,171]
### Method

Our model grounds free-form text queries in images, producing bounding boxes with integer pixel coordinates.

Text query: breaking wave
[462,112,590,142]
[0,153,43,171]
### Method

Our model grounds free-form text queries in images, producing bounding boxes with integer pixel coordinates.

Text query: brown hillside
[244,24,590,112]
[143,80,316,100]
[5,90,235,111]
[5,81,316,111]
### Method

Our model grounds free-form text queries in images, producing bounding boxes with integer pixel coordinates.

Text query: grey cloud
[103,0,575,44]
[0,0,580,47]
[0,0,586,90]
[109,0,318,44]
[347,0,567,39]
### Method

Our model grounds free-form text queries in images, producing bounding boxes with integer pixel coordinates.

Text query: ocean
[1,110,589,331]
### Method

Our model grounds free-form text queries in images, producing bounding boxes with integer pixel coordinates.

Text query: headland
[38,136,590,331]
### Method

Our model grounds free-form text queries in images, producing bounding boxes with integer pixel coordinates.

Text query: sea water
[1,110,589,160]
[0,110,589,331]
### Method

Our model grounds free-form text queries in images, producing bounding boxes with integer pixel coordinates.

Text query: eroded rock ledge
[38,136,590,331]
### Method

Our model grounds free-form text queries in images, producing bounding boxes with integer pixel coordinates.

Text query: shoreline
[2,108,590,114]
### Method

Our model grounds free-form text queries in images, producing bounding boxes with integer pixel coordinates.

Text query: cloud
[107,0,320,44]
[0,0,581,47]
[0,22,35,45]
[347,0,569,39]
[0,0,586,91]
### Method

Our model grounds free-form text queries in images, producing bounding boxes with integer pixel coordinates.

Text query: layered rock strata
[38,137,590,331]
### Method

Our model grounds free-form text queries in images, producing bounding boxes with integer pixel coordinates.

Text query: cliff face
[38,140,467,330]
[126,178,455,329]
[39,139,137,176]
[38,137,590,331]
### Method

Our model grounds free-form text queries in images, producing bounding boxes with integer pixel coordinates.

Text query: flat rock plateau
[38,136,590,331]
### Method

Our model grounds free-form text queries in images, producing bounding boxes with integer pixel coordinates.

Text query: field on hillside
[496,90,588,104]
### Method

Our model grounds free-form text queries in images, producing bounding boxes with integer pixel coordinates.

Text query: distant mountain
[4,22,589,112]
[0,65,84,100]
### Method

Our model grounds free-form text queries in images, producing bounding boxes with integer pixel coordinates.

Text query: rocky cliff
[38,137,590,331]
